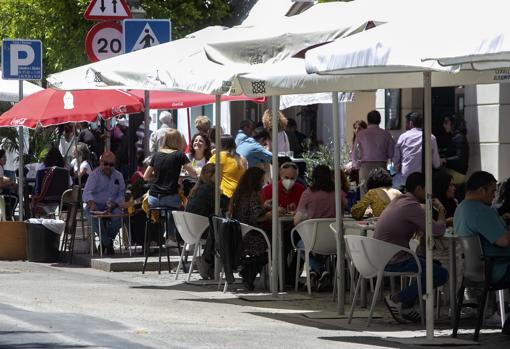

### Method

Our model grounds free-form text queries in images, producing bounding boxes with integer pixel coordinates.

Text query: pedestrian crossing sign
[123,19,171,53]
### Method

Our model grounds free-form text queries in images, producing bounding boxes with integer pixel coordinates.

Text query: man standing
[375,172,448,323]
[352,110,394,195]
[236,127,272,168]
[393,112,441,184]
[150,111,185,152]
[83,152,126,255]
[454,171,510,334]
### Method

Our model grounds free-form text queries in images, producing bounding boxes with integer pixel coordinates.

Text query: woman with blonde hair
[144,129,197,245]
[262,109,290,153]
[208,134,247,212]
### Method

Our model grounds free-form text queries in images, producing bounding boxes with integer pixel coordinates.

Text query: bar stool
[142,206,173,274]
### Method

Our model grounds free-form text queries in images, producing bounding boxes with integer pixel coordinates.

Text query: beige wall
[344,92,376,145]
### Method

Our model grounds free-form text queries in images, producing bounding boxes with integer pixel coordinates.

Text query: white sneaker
[165,238,178,247]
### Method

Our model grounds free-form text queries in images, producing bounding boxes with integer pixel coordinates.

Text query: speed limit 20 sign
[85,21,123,62]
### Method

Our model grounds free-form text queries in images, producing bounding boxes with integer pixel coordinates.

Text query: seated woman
[351,168,401,220]
[184,133,212,196]
[208,135,247,213]
[70,142,93,185]
[230,167,280,290]
[188,133,212,172]
[432,170,458,227]
[294,165,348,291]
[185,163,215,218]
[144,129,197,246]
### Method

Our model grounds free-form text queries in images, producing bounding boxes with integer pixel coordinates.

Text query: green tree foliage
[0,0,232,79]
[142,0,231,40]
[0,0,91,77]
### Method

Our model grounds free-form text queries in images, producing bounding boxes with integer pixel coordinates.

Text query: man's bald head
[100,151,116,176]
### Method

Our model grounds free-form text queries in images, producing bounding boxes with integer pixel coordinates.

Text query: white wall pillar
[464,83,510,181]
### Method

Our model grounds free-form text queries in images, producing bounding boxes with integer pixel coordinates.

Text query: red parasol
[128,90,266,109]
[0,88,144,128]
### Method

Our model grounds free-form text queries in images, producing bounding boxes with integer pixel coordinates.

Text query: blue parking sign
[123,19,171,53]
[2,39,43,80]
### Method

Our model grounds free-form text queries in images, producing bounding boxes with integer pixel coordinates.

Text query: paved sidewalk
[0,261,507,348]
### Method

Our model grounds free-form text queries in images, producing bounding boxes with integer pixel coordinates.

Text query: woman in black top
[185,163,215,218]
[144,129,196,244]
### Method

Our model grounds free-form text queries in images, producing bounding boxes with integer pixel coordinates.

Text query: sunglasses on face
[102,162,115,167]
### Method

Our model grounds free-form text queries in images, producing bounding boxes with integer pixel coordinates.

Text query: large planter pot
[0,221,27,260]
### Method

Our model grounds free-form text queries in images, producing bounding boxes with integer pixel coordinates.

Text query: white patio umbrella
[304,1,510,341]
[0,73,43,102]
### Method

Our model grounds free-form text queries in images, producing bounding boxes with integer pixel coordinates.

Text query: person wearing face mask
[261,162,305,214]
[261,162,305,286]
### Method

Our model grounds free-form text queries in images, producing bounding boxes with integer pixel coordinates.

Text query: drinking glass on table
[286,203,296,215]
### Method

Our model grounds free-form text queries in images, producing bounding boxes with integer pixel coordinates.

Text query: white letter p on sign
[10,44,35,75]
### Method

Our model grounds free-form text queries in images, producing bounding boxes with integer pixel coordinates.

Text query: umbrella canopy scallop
[0,88,144,128]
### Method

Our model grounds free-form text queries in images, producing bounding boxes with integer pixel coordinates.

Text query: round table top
[90,211,130,219]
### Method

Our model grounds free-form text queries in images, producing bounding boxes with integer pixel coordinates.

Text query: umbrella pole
[423,71,434,339]
[332,92,345,314]
[144,90,150,156]
[214,95,222,281]
[271,96,279,296]
[17,81,24,221]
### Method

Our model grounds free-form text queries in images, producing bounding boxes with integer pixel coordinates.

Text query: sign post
[2,39,43,221]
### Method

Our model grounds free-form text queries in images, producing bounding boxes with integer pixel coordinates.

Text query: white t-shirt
[278,131,290,153]
[70,159,92,176]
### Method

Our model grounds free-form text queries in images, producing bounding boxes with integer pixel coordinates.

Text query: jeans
[148,194,181,239]
[87,205,122,247]
[385,256,449,307]
[297,240,325,273]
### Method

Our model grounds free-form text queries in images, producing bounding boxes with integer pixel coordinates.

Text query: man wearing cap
[83,151,126,255]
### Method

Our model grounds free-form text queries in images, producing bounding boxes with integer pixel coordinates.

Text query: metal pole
[423,71,434,339]
[271,96,280,296]
[332,92,345,314]
[17,81,24,221]
[144,90,150,155]
[213,95,222,281]
[214,95,221,216]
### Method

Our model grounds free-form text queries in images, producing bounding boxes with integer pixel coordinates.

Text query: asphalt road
[0,261,507,348]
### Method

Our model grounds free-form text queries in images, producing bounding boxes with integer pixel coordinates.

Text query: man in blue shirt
[83,151,126,255]
[236,127,272,168]
[234,119,255,146]
[454,171,510,334]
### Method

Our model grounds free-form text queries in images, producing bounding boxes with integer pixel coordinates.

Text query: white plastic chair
[344,235,425,326]
[172,211,209,281]
[291,218,336,295]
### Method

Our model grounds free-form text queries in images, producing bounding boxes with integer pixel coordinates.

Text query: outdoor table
[90,211,132,258]
[278,214,294,292]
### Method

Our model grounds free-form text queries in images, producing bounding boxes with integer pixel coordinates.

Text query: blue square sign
[123,19,171,53]
[2,39,43,80]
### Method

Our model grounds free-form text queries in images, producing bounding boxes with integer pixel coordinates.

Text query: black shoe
[317,271,331,292]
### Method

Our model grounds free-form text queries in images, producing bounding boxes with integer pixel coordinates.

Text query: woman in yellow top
[351,168,401,220]
[208,135,247,212]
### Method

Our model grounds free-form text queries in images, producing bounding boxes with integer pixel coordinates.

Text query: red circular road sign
[85,21,123,62]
